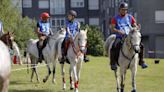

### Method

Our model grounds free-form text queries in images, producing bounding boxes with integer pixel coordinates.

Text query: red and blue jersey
[111,14,136,38]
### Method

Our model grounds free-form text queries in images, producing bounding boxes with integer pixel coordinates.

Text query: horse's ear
[7,31,10,35]
[12,31,15,35]
[137,24,141,31]
[85,28,88,33]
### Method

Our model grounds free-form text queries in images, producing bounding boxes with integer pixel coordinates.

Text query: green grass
[9,56,164,92]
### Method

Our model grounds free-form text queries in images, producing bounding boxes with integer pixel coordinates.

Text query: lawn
[9,56,164,92]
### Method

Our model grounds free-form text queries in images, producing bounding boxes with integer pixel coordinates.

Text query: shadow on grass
[9,89,49,92]
[10,80,39,85]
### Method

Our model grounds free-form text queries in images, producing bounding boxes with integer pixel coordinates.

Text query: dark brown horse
[0,31,14,49]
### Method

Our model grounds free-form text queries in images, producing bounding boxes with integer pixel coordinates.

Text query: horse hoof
[43,79,47,83]
[30,79,33,82]
[70,87,74,90]
[52,80,56,84]
[121,89,124,92]
[131,89,136,92]
[74,88,78,92]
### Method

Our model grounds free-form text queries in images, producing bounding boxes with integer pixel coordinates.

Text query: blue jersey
[37,21,50,36]
[0,21,2,32]
[114,14,133,38]
[65,20,79,39]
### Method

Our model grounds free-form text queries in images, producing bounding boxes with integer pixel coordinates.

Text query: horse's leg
[52,58,57,84]
[34,60,40,83]
[114,70,120,92]
[31,66,34,82]
[30,57,34,82]
[43,60,51,83]
[70,61,78,92]
[61,63,66,90]
[131,65,137,92]
[69,64,74,90]
[120,67,126,92]
[1,78,9,92]
[76,60,83,81]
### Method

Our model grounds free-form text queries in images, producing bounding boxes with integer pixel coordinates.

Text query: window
[23,0,32,8]
[39,0,49,9]
[71,0,84,8]
[89,18,99,25]
[76,18,85,24]
[155,10,164,23]
[50,0,65,15]
[51,18,65,31]
[88,0,99,10]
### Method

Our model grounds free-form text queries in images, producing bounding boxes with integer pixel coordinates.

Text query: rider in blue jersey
[110,2,148,70]
[60,10,89,64]
[35,12,52,63]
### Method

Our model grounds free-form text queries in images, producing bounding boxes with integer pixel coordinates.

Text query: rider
[110,2,148,70]
[60,10,89,64]
[0,20,4,37]
[35,12,52,63]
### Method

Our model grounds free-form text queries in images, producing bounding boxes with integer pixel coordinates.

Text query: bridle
[71,33,87,57]
[121,32,140,69]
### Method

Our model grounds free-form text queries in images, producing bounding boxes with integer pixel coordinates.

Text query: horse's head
[0,31,14,49]
[126,27,141,53]
[75,29,88,53]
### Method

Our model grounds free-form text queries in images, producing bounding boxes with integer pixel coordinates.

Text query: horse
[11,41,22,65]
[105,27,141,92]
[25,28,66,83]
[60,29,88,92]
[0,32,14,92]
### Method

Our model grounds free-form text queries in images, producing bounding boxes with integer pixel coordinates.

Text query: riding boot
[84,54,90,63]
[110,48,117,70]
[139,43,148,69]
[60,39,66,64]
[37,42,43,63]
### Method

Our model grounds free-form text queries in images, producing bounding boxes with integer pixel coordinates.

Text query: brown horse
[0,32,14,92]
[0,31,14,49]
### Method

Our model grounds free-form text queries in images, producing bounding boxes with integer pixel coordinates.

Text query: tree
[0,0,36,49]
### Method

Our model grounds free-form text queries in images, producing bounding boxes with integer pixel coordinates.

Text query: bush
[81,25,105,56]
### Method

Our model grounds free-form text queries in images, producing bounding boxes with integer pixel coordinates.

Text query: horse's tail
[104,34,116,55]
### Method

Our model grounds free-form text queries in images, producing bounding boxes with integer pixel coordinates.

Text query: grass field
[9,56,164,92]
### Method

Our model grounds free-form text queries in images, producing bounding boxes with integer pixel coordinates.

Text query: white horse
[0,41,11,92]
[25,28,66,83]
[11,41,22,65]
[105,28,141,92]
[61,29,88,92]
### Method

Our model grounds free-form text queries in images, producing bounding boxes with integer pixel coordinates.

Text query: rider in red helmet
[35,12,52,63]
[110,2,148,70]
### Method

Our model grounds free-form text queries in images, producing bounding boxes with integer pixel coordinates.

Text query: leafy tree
[0,0,36,49]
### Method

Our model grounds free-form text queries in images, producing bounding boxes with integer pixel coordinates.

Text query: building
[20,0,100,31]
[134,0,164,58]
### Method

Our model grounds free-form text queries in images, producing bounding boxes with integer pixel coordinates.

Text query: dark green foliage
[82,25,105,56]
